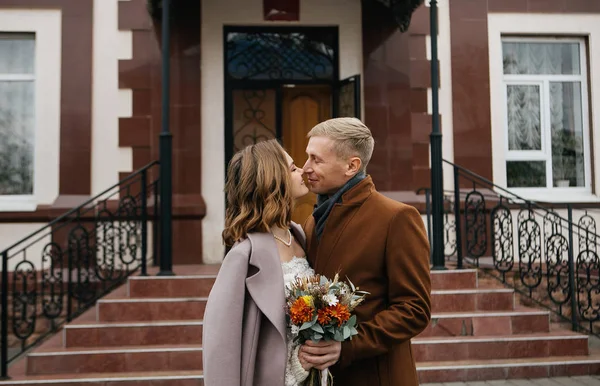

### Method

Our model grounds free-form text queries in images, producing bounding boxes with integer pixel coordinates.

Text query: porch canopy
[146,0,424,32]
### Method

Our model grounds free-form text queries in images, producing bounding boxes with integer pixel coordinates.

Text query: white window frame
[492,33,595,202]
[0,10,61,212]
[0,33,36,208]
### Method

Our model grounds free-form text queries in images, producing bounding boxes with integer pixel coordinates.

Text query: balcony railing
[421,160,600,336]
[0,161,160,378]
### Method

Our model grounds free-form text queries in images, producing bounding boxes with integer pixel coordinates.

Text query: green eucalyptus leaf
[311,324,324,334]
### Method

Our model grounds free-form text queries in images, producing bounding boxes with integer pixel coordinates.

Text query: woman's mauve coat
[304,176,432,386]
[202,223,306,386]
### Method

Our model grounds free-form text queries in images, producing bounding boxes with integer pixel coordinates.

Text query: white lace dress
[282,256,315,386]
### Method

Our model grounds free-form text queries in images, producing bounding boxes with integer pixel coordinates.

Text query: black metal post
[140,169,148,276]
[158,0,174,276]
[430,0,445,270]
[153,181,160,267]
[567,204,578,331]
[1,251,8,379]
[453,166,463,269]
[425,189,432,264]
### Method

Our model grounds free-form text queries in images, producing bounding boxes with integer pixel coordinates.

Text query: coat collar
[340,175,375,205]
[309,176,375,274]
[245,232,287,343]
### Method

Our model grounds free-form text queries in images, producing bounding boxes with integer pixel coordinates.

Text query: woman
[202,139,315,386]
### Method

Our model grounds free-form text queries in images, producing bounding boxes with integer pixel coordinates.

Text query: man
[299,117,431,386]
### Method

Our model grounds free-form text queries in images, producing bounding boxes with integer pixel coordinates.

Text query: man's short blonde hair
[308,117,375,173]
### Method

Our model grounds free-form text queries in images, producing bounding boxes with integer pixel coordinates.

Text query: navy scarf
[312,173,366,240]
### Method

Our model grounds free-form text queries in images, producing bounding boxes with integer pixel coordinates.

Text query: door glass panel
[506,84,541,151]
[506,161,546,188]
[550,82,585,188]
[232,89,277,152]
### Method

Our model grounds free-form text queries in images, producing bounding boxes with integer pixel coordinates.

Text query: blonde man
[299,117,431,386]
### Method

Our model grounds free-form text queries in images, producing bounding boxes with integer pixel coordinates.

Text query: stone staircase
[417,269,600,382]
[1,266,600,384]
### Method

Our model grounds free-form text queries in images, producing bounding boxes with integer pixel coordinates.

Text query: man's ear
[345,157,362,177]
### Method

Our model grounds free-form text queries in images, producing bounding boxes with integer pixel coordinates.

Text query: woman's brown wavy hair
[222,139,293,247]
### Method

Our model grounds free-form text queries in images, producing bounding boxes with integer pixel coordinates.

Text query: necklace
[273,229,292,247]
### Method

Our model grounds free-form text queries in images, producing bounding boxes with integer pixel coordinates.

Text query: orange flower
[290,297,314,325]
[328,304,351,326]
[317,308,332,325]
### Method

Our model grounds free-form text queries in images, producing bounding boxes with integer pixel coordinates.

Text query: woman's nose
[298,168,305,175]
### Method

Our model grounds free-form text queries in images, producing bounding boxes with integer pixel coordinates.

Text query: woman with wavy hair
[203,139,315,386]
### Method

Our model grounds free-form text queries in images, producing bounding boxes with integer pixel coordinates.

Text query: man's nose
[302,160,311,171]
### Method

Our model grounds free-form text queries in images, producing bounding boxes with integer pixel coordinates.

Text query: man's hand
[299,340,341,370]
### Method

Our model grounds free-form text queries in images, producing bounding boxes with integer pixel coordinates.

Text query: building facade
[1,0,600,267]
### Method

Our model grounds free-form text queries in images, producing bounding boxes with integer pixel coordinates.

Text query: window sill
[0,197,37,212]
[506,189,600,204]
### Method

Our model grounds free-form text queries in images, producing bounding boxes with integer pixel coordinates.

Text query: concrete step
[420,309,550,337]
[412,332,589,362]
[431,269,478,290]
[97,297,207,322]
[26,345,202,375]
[64,321,203,348]
[128,276,216,298]
[432,288,515,312]
[416,353,600,383]
[0,370,204,385]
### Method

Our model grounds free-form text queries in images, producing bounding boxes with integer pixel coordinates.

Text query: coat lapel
[315,204,361,274]
[245,233,287,343]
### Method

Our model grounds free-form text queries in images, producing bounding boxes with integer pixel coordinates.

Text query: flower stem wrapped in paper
[285,273,369,386]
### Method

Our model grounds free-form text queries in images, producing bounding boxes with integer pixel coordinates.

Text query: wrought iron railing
[0,161,160,378]
[420,160,600,336]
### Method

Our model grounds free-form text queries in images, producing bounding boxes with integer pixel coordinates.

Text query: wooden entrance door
[282,85,331,225]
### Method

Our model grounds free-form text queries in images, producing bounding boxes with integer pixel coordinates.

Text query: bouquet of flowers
[285,273,369,386]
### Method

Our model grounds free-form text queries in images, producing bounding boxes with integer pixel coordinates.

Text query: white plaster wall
[0,223,49,271]
[0,10,61,211]
[425,0,455,190]
[488,13,600,203]
[201,0,363,262]
[91,0,133,195]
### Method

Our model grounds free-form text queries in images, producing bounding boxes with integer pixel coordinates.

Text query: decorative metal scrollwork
[518,208,542,295]
[464,190,487,262]
[576,211,600,332]
[41,243,63,319]
[543,212,571,312]
[12,259,37,341]
[443,195,457,258]
[68,225,95,304]
[576,248,600,332]
[226,30,336,81]
[1,162,157,366]
[233,90,277,152]
[96,208,120,282]
[372,0,424,32]
[578,211,597,254]
[491,201,513,282]
[117,195,141,268]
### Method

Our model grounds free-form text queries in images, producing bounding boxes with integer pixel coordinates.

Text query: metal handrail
[442,159,600,239]
[0,161,159,257]
[1,160,160,379]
